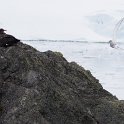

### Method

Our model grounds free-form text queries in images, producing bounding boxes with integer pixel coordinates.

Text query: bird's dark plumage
[0,28,20,47]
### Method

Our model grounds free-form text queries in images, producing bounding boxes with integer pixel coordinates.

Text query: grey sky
[0,0,124,40]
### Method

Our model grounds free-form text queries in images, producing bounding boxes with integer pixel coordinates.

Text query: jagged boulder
[0,42,124,124]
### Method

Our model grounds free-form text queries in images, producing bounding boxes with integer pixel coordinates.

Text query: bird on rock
[0,28,20,47]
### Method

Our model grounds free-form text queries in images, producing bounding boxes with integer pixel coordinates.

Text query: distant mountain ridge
[85,10,124,42]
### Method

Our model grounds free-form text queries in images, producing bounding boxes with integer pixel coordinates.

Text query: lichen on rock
[0,42,124,124]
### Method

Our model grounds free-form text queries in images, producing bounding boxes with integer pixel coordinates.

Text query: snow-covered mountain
[85,10,124,42]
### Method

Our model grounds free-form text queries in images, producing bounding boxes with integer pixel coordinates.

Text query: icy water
[24,40,124,100]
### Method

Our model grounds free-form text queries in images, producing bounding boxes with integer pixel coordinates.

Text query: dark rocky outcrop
[0,29,20,47]
[0,42,124,124]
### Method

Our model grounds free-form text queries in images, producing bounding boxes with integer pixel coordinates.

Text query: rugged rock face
[0,42,124,124]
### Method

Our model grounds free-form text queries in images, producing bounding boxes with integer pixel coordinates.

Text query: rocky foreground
[0,42,124,124]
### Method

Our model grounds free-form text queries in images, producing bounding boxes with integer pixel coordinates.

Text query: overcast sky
[0,0,124,40]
